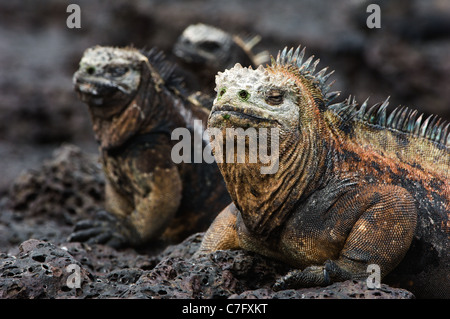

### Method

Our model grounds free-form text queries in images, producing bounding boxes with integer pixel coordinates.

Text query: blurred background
[1,0,449,193]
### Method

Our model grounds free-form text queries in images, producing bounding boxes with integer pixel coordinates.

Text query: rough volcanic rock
[8,144,104,223]
[229,280,415,299]
[0,235,415,299]
[0,144,104,251]
[0,239,93,298]
[124,244,291,299]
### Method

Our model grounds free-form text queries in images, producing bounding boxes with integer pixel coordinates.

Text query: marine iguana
[70,46,230,247]
[173,23,268,93]
[196,46,449,298]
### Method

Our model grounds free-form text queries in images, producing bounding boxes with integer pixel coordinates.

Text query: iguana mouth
[74,77,122,96]
[73,75,134,108]
[210,104,279,126]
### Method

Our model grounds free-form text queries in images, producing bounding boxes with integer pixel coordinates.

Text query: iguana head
[73,46,145,119]
[210,46,336,133]
[174,23,253,72]
[208,47,336,237]
[210,63,300,131]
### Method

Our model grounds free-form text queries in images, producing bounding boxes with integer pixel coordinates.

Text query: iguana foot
[68,210,129,248]
[273,266,329,291]
[273,260,352,291]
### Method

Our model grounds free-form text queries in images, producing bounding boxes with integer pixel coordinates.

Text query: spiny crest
[233,34,270,66]
[141,48,184,88]
[329,96,450,148]
[272,46,340,104]
[275,45,450,148]
[215,62,293,92]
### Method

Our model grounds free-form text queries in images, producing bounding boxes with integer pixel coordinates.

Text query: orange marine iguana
[196,46,449,298]
[70,46,230,247]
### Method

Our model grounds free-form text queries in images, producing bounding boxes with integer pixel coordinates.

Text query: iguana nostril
[86,66,95,75]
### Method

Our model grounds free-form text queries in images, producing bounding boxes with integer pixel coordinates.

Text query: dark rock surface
[229,281,415,299]
[0,239,93,298]
[0,145,103,251]
[9,144,104,222]
[1,235,414,299]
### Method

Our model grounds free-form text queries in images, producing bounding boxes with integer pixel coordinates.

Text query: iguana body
[197,47,449,298]
[71,46,229,246]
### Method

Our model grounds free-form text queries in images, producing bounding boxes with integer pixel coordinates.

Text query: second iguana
[71,46,230,247]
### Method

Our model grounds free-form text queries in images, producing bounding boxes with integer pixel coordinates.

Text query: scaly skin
[196,46,449,298]
[71,46,230,247]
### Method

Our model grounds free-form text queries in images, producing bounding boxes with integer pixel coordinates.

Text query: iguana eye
[265,89,284,106]
[107,66,129,77]
[217,88,226,99]
[238,90,250,101]
[199,40,221,53]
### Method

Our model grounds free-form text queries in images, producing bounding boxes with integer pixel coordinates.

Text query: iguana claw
[68,210,128,248]
[273,265,330,291]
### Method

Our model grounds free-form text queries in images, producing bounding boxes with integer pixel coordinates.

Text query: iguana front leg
[69,137,182,247]
[274,184,418,290]
[194,203,240,257]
